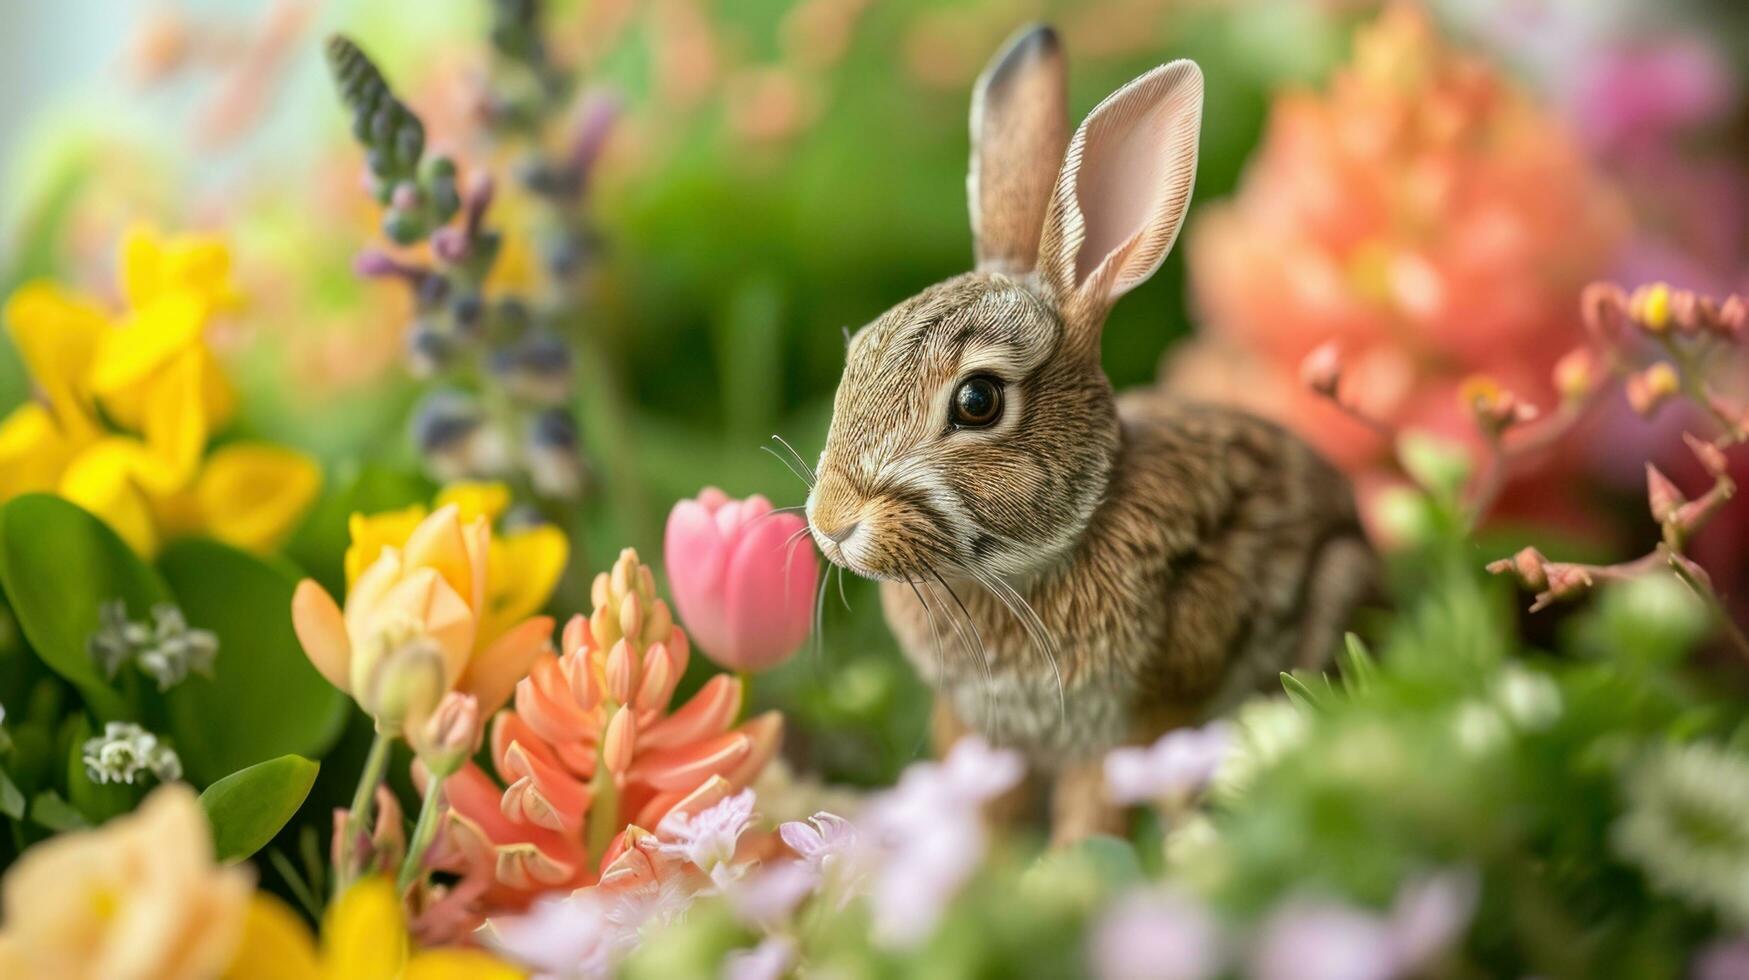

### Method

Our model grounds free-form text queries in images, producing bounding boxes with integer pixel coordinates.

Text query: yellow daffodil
[342,481,568,648]
[0,227,320,555]
[225,876,523,980]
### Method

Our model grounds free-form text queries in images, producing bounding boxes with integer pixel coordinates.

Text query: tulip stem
[397,775,447,894]
[338,731,394,896]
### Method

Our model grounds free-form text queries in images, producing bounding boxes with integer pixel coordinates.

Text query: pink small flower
[486,891,633,979]
[665,488,818,672]
[1091,888,1225,980]
[780,811,858,879]
[1695,937,1749,980]
[1105,723,1234,806]
[656,788,757,885]
[1251,899,1397,980]
[724,936,796,980]
[728,860,817,928]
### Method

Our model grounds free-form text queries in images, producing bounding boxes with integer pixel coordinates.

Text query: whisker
[972,568,1066,725]
[904,574,946,758]
[812,553,832,673]
[760,445,816,489]
[834,563,852,613]
[770,434,817,485]
[925,565,995,734]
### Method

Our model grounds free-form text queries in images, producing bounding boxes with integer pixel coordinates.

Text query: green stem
[397,774,447,894]
[585,714,620,867]
[338,730,394,895]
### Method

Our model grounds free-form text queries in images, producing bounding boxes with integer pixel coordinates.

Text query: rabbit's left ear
[1038,60,1203,334]
[969,25,1070,275]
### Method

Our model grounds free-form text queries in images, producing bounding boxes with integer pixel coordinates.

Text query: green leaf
[28,790,89,832]
[1281,671,1323,714]
[0,495,169,720]
[158,539,348,785]
[1339,632,1378,695]
[199,755,319,862]
[0,767,24,819]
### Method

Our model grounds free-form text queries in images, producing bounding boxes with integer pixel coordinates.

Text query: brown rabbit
[805,25,1373,842]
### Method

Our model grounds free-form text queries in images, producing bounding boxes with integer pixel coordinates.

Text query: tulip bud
[418,692,482,777]
[1299,342,1343,398]
[665,489,819,673]
[1646,464,1686,524]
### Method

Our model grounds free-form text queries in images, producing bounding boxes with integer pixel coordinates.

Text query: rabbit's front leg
[1049,759,1126,846]
[932,699,1041,826]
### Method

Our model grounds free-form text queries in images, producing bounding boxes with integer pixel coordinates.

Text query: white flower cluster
[88,601,218,691]
[81,722,183,785]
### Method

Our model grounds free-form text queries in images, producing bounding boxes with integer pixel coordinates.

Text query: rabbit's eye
[950,376,1003,428]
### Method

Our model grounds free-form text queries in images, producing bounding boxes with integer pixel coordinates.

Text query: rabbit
[804,24,1374,843]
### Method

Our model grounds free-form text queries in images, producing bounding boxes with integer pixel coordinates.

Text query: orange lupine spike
[638,674,742,750]
[634,644,675,713]
[562,613,588,656]
[630,730,751,791]
[604,639,637,705]
[495,843,576,891]
[602,705,638,775]
[500,742,593,825]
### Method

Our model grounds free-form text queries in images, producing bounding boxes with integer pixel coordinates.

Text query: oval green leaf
[159,538,348,785]
[198,754,319,862]
[0,494,169,720]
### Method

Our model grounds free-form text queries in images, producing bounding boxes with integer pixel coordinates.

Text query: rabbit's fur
[806,25,1372,841]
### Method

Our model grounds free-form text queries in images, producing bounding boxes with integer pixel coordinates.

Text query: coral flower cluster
[1174,3,1624,494]
[433,547,782,923]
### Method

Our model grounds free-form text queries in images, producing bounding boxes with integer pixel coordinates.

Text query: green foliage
[0,494,167,720]
[158,539,348,785]
[199,755,320,862]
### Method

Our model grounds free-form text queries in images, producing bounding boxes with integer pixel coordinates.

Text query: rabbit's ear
[968,24,1069,275]
[1038,60,1202,333]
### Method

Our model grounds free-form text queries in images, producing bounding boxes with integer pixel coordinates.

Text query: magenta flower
[1104,722,1234,806]
[664,488,818,672]
[1091,888,1224,980]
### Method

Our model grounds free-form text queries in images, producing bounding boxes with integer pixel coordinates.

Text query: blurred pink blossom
[657,788,758,888]
[1572,38,1733,154]
[1091,888,1225,980]
[724,936,796,980]
[1251,870,1478,980]
[665,487,818,672]
[1104,722,1234,806]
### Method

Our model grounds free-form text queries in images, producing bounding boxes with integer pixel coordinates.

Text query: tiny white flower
[82,722,182,785]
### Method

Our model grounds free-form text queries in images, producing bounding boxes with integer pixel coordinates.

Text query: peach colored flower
[0,784,251,980]
[424,548,780,932]
[664,487,818,673]
[290,501,555,736]
[1174,3,1625,504]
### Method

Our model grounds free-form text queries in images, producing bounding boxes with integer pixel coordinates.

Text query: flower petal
[194,443,322,553]
[639,674,741,750]
[291,580,352,693]
[321,878,408,980]
[220,892,321,980]
[458,616,553,716]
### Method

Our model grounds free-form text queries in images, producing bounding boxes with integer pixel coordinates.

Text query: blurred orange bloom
[1175,3,1625,498]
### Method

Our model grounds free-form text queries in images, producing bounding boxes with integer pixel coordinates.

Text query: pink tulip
[664,487,817,673]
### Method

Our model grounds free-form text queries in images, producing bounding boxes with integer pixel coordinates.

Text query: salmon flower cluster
[427,547,782,931]
[0,226,320,555]
[1173,3,1625,501]
[291,483,562,737]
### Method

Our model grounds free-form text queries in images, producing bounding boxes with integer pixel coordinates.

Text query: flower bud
[1580,281,1628,343]
[1684,432,1729,478]
[418,692,482,777]
[1299,341,1343,398]
[355,631,447,731]
[1625,363,1680,417]
[1646,464,1686,524]
[1552,347,1599,402]
[1717,295,1746,339]
[1486,546,1549,592]
[1459,375,1537,433]
[1629,282,1672,333]
[1530,563,1594,612]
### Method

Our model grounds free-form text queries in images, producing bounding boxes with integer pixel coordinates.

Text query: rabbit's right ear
[1037,60,1203,345]
[968,25,1069,275]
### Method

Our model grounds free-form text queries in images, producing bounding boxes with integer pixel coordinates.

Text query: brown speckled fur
[806,26,1374,843]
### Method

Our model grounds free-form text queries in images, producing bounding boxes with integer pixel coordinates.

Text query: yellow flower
[225,876,522,980]
[0,784,252,980]
[293,498,559,735]
[342,482,568,650]
[0,227,319,556]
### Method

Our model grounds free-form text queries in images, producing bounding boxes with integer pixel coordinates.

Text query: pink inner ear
[1073,64,1202,289]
